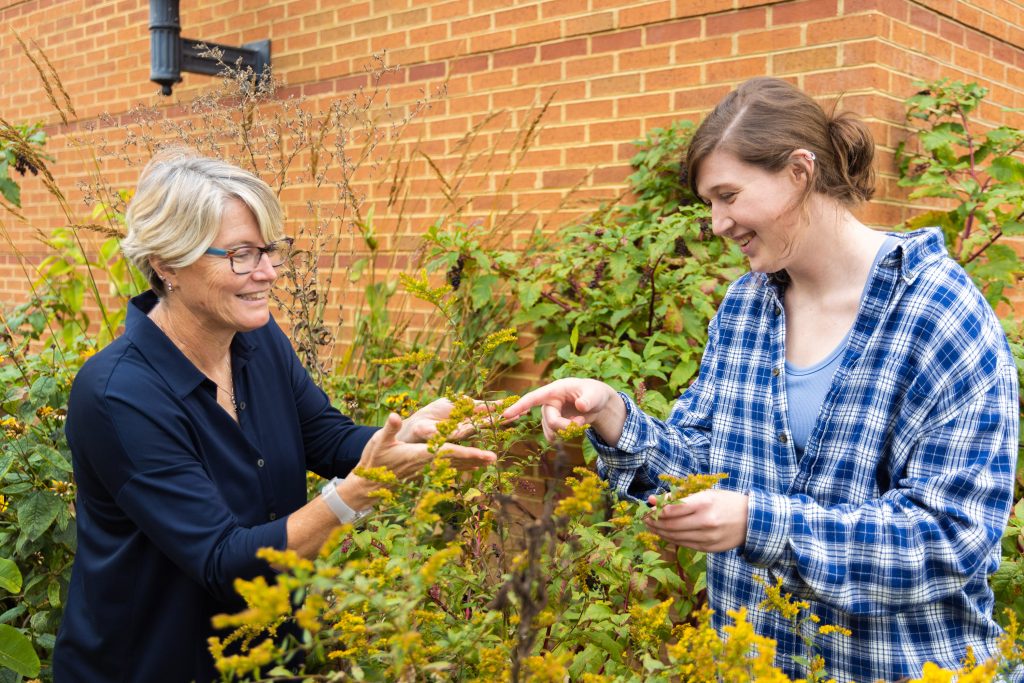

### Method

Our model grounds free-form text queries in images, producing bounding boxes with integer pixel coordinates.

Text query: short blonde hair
[121,149,284,296]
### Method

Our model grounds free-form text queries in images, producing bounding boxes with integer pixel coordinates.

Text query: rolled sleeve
[743,489,793,568]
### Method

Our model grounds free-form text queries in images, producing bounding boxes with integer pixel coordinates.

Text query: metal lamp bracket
[149,0,271,96]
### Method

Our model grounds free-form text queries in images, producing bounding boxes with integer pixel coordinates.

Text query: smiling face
[696,149,809,274]
[170,198,278,336]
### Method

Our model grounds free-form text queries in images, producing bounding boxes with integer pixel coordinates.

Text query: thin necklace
[150,305,237,415]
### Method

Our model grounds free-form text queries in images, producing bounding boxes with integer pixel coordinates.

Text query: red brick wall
[2,0,1022,345]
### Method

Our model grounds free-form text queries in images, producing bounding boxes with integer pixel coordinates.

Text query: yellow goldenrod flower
[554,467,607,518]
[480,327,517,354]
[628,597,673,651]
[414,489,456,524]
[659,472,729,501]
[419,545,461,584]
[555,421,590,440]
[522,651,571,683]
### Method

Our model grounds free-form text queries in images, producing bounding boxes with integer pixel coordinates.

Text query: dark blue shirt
[54,291,376,682]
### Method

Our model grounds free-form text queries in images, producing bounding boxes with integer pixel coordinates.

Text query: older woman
[52,150,495,682]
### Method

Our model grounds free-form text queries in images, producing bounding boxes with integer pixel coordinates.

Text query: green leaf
[0,178,20,209]
[32,444,72,473]
[569,322,580,353]
[17,491,63,541]
[0,624,40,677]
[47,579,61,609]
[0,559,21,595]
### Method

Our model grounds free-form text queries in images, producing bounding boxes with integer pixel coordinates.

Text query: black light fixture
[149,0,271,96]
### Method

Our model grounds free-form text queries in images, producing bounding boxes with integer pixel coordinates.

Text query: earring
[806,152,816,161]
[166,282,174,293]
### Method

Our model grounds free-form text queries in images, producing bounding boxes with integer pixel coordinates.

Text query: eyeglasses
[204,238,294,275]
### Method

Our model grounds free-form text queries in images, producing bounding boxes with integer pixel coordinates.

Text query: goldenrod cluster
[371,350,436,367]
[469,645,509,683]
[480,327,517,354]
[328,612,376,660]
[756,575,811,622]
[556,421,590,440]
[521,650,571,683]
[419,544,461,584]
[636,531,663,552]
[212,576,291,630]
[414,489,455,524]
[719,607,787,682]
[353,465,399,486]
[659,471,729,502]
[399,270,454,315]
[554,467,607,518]
[609,500,634,529]
[628,597,674,651]
[256,547,314,574]
[0,495,7,513]
[208,636,279,678]
[666,606,722,681]
[382,391,420,417]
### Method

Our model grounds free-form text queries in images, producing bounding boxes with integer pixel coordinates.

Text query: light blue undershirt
[785,235,899,456]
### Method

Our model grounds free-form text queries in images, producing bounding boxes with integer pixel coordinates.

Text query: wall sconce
[149,0,271,96]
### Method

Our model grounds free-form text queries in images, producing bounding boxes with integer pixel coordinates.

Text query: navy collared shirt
[54,291,376,682]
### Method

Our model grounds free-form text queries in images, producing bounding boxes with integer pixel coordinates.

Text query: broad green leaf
[0,559,21,595]
[32,444,72,473]
[0,624,39,677]
[17,491,62,541]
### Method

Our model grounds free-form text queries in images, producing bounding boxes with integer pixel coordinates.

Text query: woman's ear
[790,148,816,182]
[149,257,177,288]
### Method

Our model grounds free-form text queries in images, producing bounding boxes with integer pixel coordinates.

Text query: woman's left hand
[395,397,480,444]
[643,490,749,553]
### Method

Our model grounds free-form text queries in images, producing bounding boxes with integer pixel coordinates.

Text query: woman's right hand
[343,413,497,510]
[502,378,626,445]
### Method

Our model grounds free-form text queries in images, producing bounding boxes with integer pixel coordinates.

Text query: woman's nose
[251,251,279,281]
[710,205,731,236]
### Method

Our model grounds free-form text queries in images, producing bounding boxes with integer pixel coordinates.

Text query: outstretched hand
[395,397,478,444]
[361,412,496,480]
[502,377,625,444]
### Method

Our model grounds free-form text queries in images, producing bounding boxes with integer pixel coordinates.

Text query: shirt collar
[123,291,257,399]
[881,227,947,283]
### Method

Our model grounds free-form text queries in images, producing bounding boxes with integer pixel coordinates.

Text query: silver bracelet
[320,477,372,525]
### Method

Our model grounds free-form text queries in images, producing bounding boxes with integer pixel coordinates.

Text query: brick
[591,29,642,54]
[706,8,767,36]
[409,62,445,81]
[492,46,536,68]
[705,55,769,83]
[619,46,673,71]
[645,65,702,91]
[908,5,939,33]
[566,12,616,36]
[565,54,614,78]
[590,73,640,97]
[540,38,587,61]
[645,18,700,45]
[738,27,802,55]
[774,46,839,74]
[772,0,839,26]
[620,1,673,28]
[451,54,489,74]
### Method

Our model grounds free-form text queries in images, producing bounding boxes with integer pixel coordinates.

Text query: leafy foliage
[515,121,745,422]
[896,79,1024,308]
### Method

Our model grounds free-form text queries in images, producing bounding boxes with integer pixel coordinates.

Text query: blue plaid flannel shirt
[590,228,1019,682]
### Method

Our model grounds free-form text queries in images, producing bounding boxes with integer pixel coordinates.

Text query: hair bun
[827,112,875,203]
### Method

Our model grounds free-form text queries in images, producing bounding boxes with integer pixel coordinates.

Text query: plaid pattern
[591,229,1019,682]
